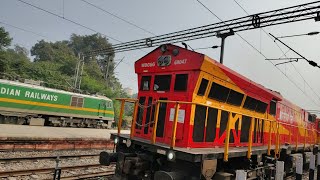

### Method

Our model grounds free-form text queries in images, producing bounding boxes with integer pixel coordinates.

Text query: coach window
[269,100,277,116]
[174,74,188,91]
[154,75,172,91]
[140,76,151,91]
[243,96,258,111]
[208,82,230,103]
[197,78,209,96]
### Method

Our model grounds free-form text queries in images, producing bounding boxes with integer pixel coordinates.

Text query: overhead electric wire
[233,0,320,104]
[195,0,320,107]
[80,0,155,36]
[87,1,320,54]
[0,20,48,39]
[16,0,121,43]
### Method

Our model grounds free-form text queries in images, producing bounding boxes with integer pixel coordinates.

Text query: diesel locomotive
[100,44,318,179]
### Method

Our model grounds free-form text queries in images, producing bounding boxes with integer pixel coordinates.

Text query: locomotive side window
[174,74,188,91]
[308,114,316,122]
[197,78,209,96]
[77,97,84,107]
[243,96,258,111]
[269,100,276,116]
[70,96,84,107]
[140,76,151,91]
[71,96,78,107]
[256,101,268,113]
[208,82,229,103]
[154,75,171,91]
[226,90,244,106]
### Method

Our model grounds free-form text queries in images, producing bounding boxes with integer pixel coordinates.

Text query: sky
[1,0,320,112]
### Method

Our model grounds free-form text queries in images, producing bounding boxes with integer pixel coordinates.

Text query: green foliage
[31,40,76,63]
[0,27,12,50]
[0,27,132,127]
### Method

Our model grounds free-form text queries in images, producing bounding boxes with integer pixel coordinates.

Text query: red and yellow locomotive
[100,44,318,180]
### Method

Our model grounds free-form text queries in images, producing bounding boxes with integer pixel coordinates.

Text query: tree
[14,45,28,56]
[69,34,116,86]
[0,27,12,50]
[31,40,75,63]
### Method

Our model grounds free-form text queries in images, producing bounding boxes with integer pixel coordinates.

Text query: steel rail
[59,171,114,180]
[0,164,114,178]
[0,154,99,163]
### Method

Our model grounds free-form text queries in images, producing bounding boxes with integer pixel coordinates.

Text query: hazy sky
[1,0,320,112]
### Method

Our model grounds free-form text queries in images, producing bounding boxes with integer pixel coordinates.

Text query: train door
[97,101,106,117]
[155,97,168,139]
[135,96,146,136]
[134,95,167,142]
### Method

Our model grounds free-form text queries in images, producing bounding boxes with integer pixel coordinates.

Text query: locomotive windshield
[154,75,171,91]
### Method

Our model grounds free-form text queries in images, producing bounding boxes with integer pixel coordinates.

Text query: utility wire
[233,0,320,104]
[16,0,121,43]
[195,0,320,107]
[113,57,125,71]
[80,0,155,36]
[0,20,48,39]
[270,33,320,68]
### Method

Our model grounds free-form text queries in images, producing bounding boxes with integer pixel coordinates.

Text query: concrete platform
[0,124,130,140]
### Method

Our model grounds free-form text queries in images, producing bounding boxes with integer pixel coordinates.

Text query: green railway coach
[0,79,114,128]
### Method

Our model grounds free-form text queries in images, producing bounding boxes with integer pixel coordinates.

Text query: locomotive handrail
[117,98,316,162]
[116,98,138,136]
[154,100,276,161]
[115,98,138,102]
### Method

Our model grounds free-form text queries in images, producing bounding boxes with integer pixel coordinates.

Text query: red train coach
[100,44,318,180]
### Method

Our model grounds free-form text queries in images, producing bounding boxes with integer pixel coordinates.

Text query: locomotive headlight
[167,151,175,161]
[114,137,119,144]
[126,139,132,147]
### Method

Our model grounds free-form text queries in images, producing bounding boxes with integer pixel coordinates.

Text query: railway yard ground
[0,124,129,151]
[0,124,129,179]
[0,124,128,140]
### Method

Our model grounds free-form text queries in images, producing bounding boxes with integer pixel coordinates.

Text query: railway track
[59,171,114,180]
[0,164,115,179]
[0,153,99,163]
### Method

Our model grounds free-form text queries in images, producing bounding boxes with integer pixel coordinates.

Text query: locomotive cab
[133,44,203,147]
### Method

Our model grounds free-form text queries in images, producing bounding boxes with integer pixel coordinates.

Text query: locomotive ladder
[116,98,317,162]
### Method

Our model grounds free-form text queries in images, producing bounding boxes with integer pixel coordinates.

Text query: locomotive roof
[0,79,112,101]
[135,44,283,102]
